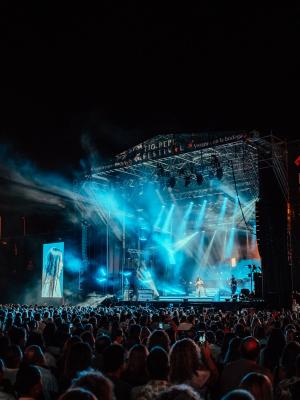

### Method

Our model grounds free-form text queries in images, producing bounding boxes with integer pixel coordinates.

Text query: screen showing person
[41,242,64,298]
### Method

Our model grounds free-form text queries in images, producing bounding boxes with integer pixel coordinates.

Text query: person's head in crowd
[71,370,113,400]
[169,338,209,388]
[103,344,126,377]
[147,330,171,353]
[124,344,149,384]
[240,337,260,362]
[235,324,246,338]
[266,328,286,354]
[205,331,216,345]
[0,336,10,359]
[147,346,169,381]
[15,365,43,400]
[285,328,296,344]
[59,388,97,400]
[26,332,45,350]
[111,329,124,345]
[95,335,111,355]
[80,331,95,351]
[216,329,225,346]
[224,337,242,364]
[127,324,141,341]
[23,345,46,367]
[83,324,93,335]
[5,345,23,369]
[140,314,149,327]
[64,342,93,381]
[43,322,57,347]
[187,315,195,325]
[8,326,26,348]
[280,341,300,378]
[239,372,273,400]
[63,336,82,356]
[156,384,200,400]
[34,312,42,322]
[43,311,50,322]
[221,333,236,359]
[28,320,38,332]
[140,326,151,343]
[221,389,255,400]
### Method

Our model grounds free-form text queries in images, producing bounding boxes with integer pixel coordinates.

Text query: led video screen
[41,242,64,298]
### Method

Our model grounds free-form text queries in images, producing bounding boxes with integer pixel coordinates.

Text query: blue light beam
[162,204,175,233]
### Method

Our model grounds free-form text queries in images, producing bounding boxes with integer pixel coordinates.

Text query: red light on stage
[294,155,300,167]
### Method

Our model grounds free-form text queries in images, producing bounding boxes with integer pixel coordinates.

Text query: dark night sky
[1,4,300,176]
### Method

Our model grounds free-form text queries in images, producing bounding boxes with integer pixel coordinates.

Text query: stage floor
[118,294,264,308]
[76,293,264,310]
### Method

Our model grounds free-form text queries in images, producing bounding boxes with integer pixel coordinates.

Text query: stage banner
[92,131,254,173]
[41,242,64,298]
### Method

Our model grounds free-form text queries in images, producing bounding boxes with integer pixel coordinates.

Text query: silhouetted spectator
[92,335,111,371]
[219,336,271,397]
[103,344,131,400]
[62,342,93,391]
[224,337,242,364]
[59,388,97,400]
[71,370,113,400]
[221,389,255,400]
[170,339,210,395]
[0,359,14,400]
[4,345,23,385]
[147,330,170,353]
[260,329,286,374]
[8,327,26,350]
[80,332,94,352]
[124,325,141,351]
[240,372,273,400]
[15,365,43,400]
[122,344,148,387]
[156,384,201,400]
[132,346,170,400]
[23,345,58,400]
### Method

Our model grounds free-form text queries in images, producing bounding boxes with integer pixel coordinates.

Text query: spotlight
[216,167,223,180]
[167,176,176,188]
[184,176,191,187]
[196,173,203,185]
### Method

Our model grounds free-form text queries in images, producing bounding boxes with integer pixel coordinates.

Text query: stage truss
[76,130,287,218]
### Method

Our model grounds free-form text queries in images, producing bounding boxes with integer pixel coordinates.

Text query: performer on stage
[230,274,237,296]
[195,276,206,297]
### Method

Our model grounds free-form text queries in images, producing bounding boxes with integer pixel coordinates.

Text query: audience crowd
[0,303,299,400]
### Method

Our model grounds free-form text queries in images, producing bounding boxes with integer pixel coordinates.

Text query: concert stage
[74,132,288,306]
